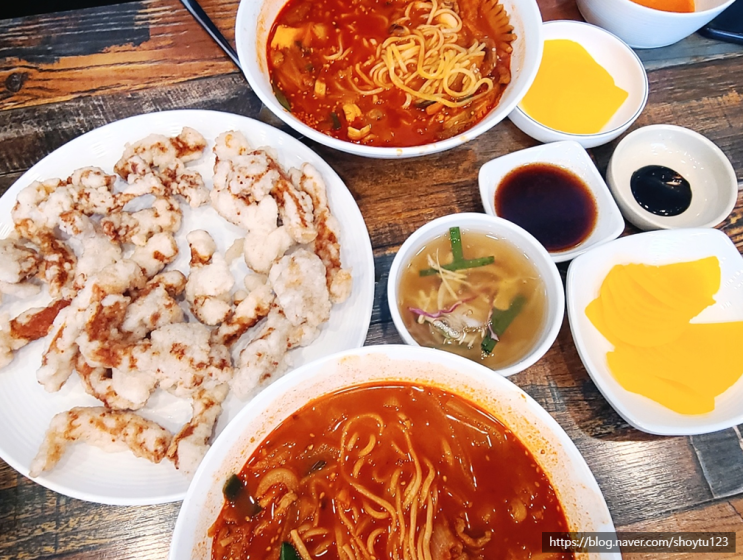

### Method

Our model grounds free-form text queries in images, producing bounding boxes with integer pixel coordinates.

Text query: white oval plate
[567,228,743,435]
[0,109,375,505]
[169,345,618,560]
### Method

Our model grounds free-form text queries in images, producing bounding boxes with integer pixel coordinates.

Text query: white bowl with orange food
[508,20,648,149]
[386,213,564,376]
[576,0,737,49]
[567,228,743,435]
[169,345,617,560]
[235,0,543,158]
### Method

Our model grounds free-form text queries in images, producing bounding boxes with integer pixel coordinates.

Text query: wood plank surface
[1,0,743,558]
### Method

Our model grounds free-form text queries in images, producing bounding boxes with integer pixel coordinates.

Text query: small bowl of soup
[235,0,543,158]
[169,345,617,560]
[576,0,736,49]
[387,213,564,375]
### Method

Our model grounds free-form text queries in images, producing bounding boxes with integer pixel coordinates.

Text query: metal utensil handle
[180,0,242,70]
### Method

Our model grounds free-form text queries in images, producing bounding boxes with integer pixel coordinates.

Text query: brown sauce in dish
[209,383,573,560]
[495,163,597,252]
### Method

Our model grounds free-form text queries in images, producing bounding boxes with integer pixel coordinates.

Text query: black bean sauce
[630,165,692,217]
[494,163,597,252]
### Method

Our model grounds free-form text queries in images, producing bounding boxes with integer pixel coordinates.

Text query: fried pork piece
[167,383,229,476]
[0,238,41,285]
[75,271,186,409]
[291,163,352,303]
[213,280,274,347]
[13,168,126,237]
[213,131,317,244]
[0,299,72,370]
[76,354,140,411]
[115,127,209,208]
[269,249,331,345]
[29,406,173,477]
[230,307,294,399]
[38,260,146,392]
[139,323,233,398]
[241,197,294,274]
[130,232,179,278]
[185,230,234,325]
[100,197,182,246]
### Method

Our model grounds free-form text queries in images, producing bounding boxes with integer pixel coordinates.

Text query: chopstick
[179,0,242,70]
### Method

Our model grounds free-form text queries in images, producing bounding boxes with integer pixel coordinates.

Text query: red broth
[266,0,515,147]
[210,383,573,560]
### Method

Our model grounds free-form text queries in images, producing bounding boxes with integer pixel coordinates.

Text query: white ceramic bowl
[235,0,543,158]
[567,228,743,435]
[479,141,625,263]
[606,124,737,231]
[577,0,737,49]
[386,213,564,376]
[508,20,648,149]
[169,345,617,560]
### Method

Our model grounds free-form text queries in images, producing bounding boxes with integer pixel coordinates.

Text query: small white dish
[508,20,648,149]
[170,345,617,560]
[567,228,743,436]
[387,213,564,376]
[479,141,625,263]
[606,124,737,230]
[577,0,736,49]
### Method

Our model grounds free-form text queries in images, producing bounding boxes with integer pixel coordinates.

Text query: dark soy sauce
[495,163,597,252]
[630,165,692,217]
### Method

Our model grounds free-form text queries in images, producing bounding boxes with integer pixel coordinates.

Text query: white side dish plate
[0,109,375,504]
[567,228,743,435]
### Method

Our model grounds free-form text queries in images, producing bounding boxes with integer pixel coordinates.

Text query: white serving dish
[576,0,736,49]
[235,0,543,158]
[508,20,648,149]
[169,345,618,559]
[606,124,737,230]
[0,110,375,505]
[567,228,743,436]
[479,140,625,262]
[386,213,564,376]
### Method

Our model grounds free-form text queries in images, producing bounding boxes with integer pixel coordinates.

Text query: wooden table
[1,0,742,558]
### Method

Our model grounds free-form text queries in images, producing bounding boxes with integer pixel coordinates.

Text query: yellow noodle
[290,530,314,560]
[367,527,386,555]
[363,499,390,520]
[358,435,377,457]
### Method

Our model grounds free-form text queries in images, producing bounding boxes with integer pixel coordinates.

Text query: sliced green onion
[481,295,526,355]
[273,83,292,112]
[280,542,302,560]
[330,112,341,130]
[449,227,464,262]
[223,473,243,502]
[419,256,495,276]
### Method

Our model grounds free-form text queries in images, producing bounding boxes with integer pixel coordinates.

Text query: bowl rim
[386,212,565,376]
[592,0,737,17]
[477,140,626,262]
[511,19,649,139]
[234,0,544,158]
[607,123,738,230]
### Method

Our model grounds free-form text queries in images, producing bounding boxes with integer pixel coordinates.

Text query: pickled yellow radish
[519,40,629,135]
[586,257,742,415]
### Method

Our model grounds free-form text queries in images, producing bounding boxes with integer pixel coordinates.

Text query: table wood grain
[1,0,742,558]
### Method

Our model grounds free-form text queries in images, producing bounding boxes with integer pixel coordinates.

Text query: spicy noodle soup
[209,384,573,560]
[397,229,547,369]
[266,0,516,147]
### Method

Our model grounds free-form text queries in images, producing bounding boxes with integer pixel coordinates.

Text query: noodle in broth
[209,384,573,560]
[267,0,516,146]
